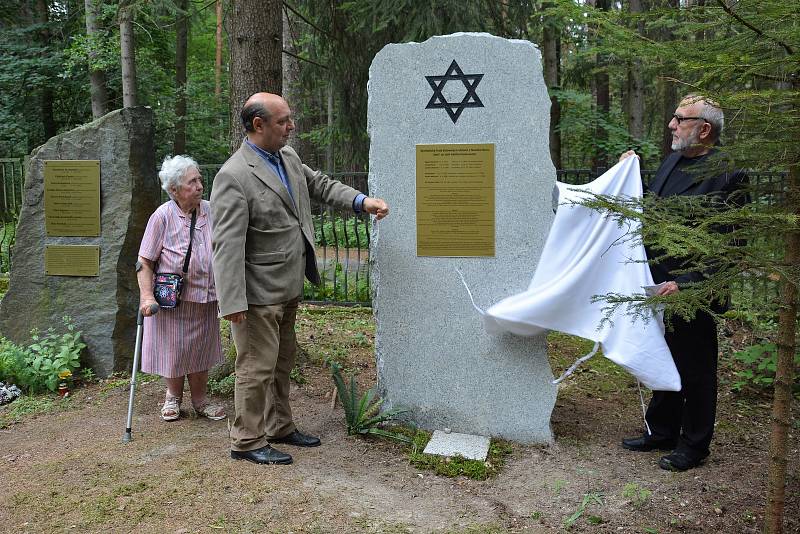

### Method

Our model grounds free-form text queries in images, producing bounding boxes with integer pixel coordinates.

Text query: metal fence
[0,158,24,273]
[0,158,787,307]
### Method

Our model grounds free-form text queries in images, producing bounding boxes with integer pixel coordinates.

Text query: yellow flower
[58,370,72,380]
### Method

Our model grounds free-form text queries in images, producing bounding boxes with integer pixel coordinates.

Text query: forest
[6,0,793,173]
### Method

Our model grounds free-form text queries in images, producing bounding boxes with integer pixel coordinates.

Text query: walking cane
[122,303,159,443]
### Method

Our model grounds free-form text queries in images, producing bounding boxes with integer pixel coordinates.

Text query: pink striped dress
[138,200,224,378]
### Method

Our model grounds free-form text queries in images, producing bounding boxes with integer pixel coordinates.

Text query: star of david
[425,60,485,124]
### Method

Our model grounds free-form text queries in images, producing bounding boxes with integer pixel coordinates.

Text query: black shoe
[622,436,677,452]
[659,451,706,472]
[230,445,293,465]
[270,429,321,448]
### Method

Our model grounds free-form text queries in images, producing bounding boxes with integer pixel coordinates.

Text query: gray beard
[671,129,700,152]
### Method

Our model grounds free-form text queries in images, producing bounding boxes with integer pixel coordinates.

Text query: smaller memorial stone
[423,430,491,461]
[0,107,159,376]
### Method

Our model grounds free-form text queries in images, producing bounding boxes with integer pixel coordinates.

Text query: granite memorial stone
[368,32,557,442]
[0,107,160,376]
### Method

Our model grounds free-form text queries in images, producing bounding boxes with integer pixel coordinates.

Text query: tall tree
[591,0,611,171]
[174,0,188,154]
[214,0,222,98]
[542,2,562,168]
[626,0,645,143]
[84,0,108,119]
[227,0,282,154]
[119,0,137,107]
[282,3,320,169]
[35,0,57,140]
[659,0,679,159]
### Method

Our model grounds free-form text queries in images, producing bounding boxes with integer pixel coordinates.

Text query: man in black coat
[619,95,748,471]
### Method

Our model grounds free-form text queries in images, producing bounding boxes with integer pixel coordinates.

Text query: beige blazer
[210,141,360,316]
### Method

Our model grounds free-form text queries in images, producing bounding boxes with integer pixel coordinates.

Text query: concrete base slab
[422,430,490,461]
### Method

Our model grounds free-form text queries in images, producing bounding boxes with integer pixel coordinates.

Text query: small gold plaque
[45,245,100,276]
[44,160,101,237]
[416,143,495,257]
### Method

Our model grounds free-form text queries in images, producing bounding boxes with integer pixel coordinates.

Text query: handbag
[154,208,196,309]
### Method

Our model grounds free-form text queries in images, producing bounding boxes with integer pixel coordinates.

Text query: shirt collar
[246,139,281,165]
[172,199,207,220]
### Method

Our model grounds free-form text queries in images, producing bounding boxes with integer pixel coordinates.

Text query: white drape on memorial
[473,156,681,392]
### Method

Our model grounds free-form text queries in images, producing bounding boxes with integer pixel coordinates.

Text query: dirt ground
[0,306,798,533]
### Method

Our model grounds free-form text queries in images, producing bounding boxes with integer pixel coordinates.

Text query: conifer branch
[715,0,794,57]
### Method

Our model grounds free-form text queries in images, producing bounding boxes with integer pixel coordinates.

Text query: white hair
[158,155,199,199]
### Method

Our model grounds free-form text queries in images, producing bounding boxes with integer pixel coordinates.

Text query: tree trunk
[326,83,333,173]
[119,1,137,108]
[174,0,188,154]
[227,0,282,154]
[85,0,108,119]
[35,0,57,140]
[627,0,645,144]
[660,0,679,159]
[765,122,799,533]
[592,0,611,171]
[542,2,562,169]
[215,0,222,98]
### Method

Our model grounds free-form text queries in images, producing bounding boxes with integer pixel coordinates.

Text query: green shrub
[303,264,370,303]
[208,373,235,396]
[0,317,86,393]
[732,342,800,395]
[313,214,369,249]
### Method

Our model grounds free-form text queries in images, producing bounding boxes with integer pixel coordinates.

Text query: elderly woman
[136,155,226,421]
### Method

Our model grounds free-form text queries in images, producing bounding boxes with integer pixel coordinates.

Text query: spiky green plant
[330,362,411,444]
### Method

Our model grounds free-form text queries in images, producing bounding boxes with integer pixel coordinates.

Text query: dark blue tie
[266,151,294,202]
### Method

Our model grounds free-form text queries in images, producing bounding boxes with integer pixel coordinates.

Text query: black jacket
[645,151,748,309]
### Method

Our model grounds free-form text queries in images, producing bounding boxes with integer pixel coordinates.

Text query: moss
[404,428,513,481]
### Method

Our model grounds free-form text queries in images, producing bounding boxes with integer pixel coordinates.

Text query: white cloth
[481,157,681,391]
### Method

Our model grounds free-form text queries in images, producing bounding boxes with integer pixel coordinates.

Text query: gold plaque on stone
[44,160,101,237]
[416,143,495,257]
[44,245,100,276]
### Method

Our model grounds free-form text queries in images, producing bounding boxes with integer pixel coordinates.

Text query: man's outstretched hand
[363,197,390,220]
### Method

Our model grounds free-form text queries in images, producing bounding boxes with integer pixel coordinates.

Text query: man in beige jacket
[211,92,389,465]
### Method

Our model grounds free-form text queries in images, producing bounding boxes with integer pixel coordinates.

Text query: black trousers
[645,310,718,458]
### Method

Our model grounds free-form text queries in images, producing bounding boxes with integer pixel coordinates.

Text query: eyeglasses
[672,114,708,124]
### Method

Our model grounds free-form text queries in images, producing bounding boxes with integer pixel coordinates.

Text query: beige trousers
[230,299,299,451]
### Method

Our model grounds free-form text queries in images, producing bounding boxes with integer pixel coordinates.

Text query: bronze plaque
[45,245,100,276]
[416,143,495,257]
[44,160,101,236]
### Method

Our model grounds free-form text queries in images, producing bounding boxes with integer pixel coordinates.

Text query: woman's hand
[136,256,158,316]
[140,295,159,316]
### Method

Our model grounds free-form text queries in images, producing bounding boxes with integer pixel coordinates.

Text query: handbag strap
[182,208,197,274]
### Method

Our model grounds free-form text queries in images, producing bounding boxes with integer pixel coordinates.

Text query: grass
[563,491,604,529]
[622,483,653,508]
[547,331,636,395]
[296,305,374,369]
